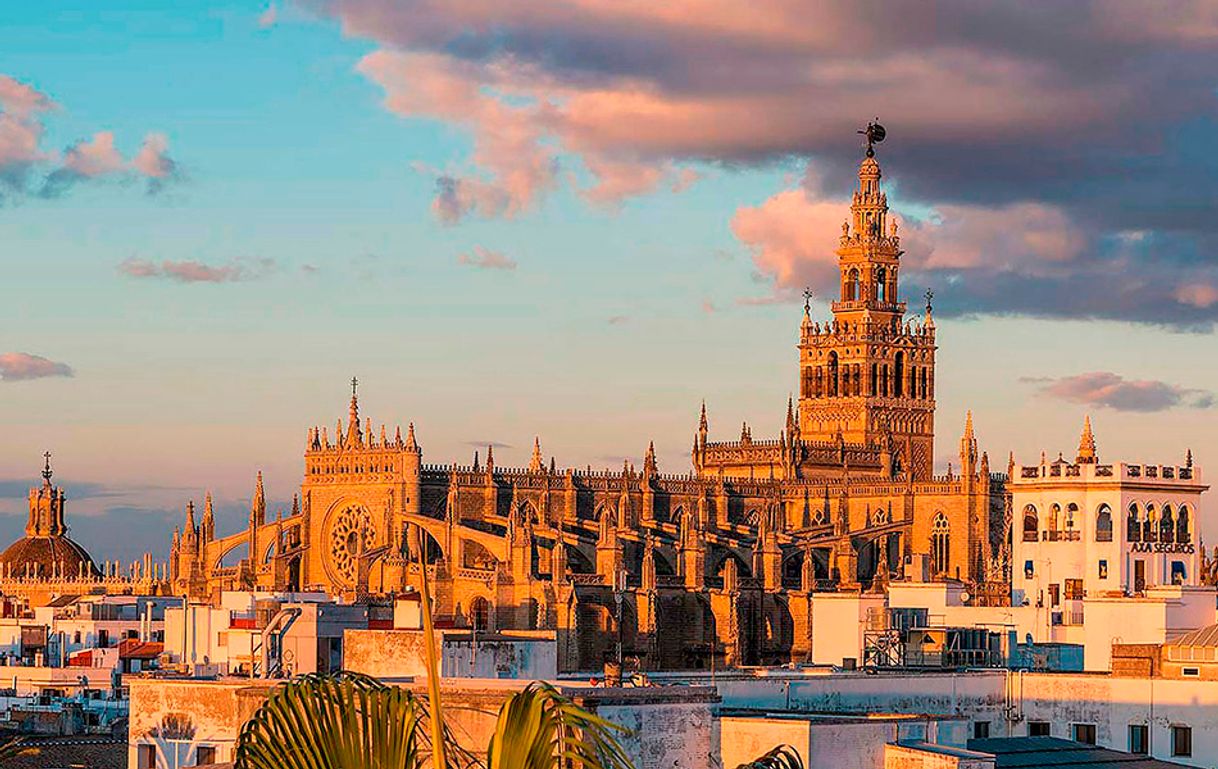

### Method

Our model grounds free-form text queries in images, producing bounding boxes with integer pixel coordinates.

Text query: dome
[0,534,97,579]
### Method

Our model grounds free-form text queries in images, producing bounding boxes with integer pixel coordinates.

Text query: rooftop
[968,737,1191,768]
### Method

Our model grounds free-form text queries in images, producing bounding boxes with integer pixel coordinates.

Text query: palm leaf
[735,745,804,769]
[0,737,31,762]
[233,671,476,769]
[488,683,634,769]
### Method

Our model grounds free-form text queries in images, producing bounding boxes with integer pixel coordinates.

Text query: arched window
[470,596,491,631]
[1022,505,1039,542]
[827,352,839,397]
[1127,503,1141,542]
[930,512,950,575]
[875,267,887,303]
[881,364,889,397]
[1095,504,1113,542]
[846,269,860,301]
[1066,503,1078,531]
[894,352,905,397]
[1144,504,1156,542]
[1160,505,1175,544]
[870,363,878,397]
[1048,504,1060,533]
[1178,506,1191,544]
[814,368,823,398]
[920,368,928,399]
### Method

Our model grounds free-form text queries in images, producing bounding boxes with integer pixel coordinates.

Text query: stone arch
[846,268,860,301]
[1144,503,1157,542]
[1177,505,1191,544]
[655,593,717,670]
[1022,505,1038,542]
[563,543,595,574]
[470,596,493,631]
[894,351,904,397]
[712,548,752,579]
[1095,504,1113,542]
[1127,503,1141,542]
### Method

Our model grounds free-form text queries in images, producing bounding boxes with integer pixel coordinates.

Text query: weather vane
[803,288,813,312]
[924,288,934,313]
[858,119,886,158]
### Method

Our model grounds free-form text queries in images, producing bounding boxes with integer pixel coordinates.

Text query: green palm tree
[735,745,803,769]
[233,672,633,769]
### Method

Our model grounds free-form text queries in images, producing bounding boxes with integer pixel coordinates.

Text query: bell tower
[797,124,937,479]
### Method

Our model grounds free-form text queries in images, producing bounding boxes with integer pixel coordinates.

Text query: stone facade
[167,145,1008,672]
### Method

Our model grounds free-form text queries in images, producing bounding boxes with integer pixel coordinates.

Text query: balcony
[1044,530,1081,542]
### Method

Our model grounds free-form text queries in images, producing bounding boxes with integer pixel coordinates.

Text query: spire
[485,444,495,473]
[346,377,361,446]
[643,440,657,477]
[529,436,544,472]
[405,422,419,452]
[251,471,266,526]
[699,401,708,435]
[185,500,197,533]
[1076,415,1097,464]
[959,410,978,468]
[202,492,215,541]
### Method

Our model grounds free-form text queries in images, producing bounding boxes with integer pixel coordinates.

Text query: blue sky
[2,2,1216,562]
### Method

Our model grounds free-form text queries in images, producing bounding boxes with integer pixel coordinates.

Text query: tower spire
[1076,415,1097,464]
[529,436,543,472]
[41,451,53,486]
[347,376,361,445]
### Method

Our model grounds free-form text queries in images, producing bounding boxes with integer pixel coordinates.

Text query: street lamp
[612,566,627,677]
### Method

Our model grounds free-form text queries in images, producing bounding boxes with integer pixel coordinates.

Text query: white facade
[1010,444,1206,617]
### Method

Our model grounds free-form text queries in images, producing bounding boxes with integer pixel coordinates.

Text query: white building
[1011,418,1206,613]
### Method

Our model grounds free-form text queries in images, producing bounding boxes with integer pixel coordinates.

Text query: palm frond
[735,745,804,769]
[0,737,31,762]
[233,671,473,769]
[488,683,634,769]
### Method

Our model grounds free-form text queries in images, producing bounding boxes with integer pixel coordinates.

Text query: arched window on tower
[908,366,917,400]
[894,352,904,398]
[814,368,823,398]
[827,352,839,397]
[881,364,889,397]
[1066,503,1078,533]
[846,269,860,301]
[1160,505,1175,544]
[875,267,887,303]
[1022,505,1039,542]
[1095,504,1113,542]
[1178,505,1191,544]
[853,365,861,396]
[1127,503,1141,542]
[930,512,950,575]
[870,363,878,397]
[920,368,928,399]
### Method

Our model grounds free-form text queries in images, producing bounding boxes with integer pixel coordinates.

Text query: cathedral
[166,138,1008,670]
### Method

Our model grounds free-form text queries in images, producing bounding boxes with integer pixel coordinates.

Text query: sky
[1,1,1216,563]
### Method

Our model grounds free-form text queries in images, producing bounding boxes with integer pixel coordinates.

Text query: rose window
[327,505,375,584]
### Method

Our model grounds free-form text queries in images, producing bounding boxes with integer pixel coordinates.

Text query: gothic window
[909,366,917,400]
[1095,504,1113,542]
[1178,506,1191,544]
[870,363,878,397]
[1144,504,1156,542]
[1127,503,1141,542]
[827,352,839,397]
[876,267,887,303]
[1160,505,1175,544]
[920,368,928,399]
[881,364,889,397]
[846,269,860,301]
[894,352,904,397]
[470,597,491,631]
[931,512,950,575]
[1022,505,1039,542]
[853,365,861,396]
[814,367,823,397]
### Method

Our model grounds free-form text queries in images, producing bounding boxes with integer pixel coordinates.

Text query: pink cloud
[118,258,274,283]
[1176,283,1218,308]
[0,74,179,200]
[62,131,125,177]
[1030,372,1213,412]
[258,4,279,28]
[457,246,517,270]
[0,352,73,382]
